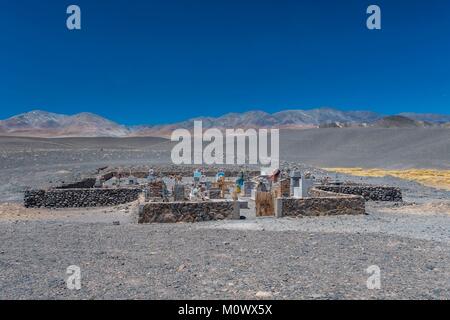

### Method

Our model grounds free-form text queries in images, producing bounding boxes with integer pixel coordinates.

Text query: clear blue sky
[1,0,449,124]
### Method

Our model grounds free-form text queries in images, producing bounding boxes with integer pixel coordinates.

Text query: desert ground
[1,128,450,299]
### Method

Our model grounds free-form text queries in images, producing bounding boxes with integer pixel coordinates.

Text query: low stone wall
[56,178,96,189]
[101,167,260,179]
[24,188,142,208]
[272,179,290,198]
[316,184,402,202]
[277,186,365,217]
[173,185,186,201]
[139,200,239,223]
[148,181,165,198]
[281,196,365,217]
[309,187,343,198]
[208,189,222,199]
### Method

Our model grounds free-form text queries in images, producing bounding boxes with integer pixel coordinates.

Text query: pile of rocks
[138,200,239,223]
[24,188,142,208]
[317,184,402,202]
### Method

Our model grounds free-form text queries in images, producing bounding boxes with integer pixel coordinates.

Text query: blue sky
[1,0,449,124]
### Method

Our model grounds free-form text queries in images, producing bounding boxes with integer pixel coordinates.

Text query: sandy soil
[0,202,138,223]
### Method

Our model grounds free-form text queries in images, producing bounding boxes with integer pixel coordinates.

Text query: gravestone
[173,184,185,201]
[290,170,302,196]
[242,181,255,197]
[293,176,314,198]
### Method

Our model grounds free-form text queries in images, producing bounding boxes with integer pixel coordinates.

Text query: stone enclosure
[22,165,402,222]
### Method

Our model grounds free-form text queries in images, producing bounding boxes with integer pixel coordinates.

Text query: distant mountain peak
[0,110,129,137]
[11,110,63,119]
[0,108,449,137]
[399,112,450,124]
[23,109,55,115]
[372,115,433,128]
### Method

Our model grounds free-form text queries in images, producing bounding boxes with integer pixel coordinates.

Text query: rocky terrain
[1,197,450,299]
[0,134,450,299]
[1,127,450,203]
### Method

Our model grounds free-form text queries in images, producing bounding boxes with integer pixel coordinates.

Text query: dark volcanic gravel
[0,221,449,300]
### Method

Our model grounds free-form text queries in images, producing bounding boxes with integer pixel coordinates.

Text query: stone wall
[173,185,186,201]
[101,167,260,179]
[156,168,260,178]
[277,186,365,217]
[148,181,165,198]
[308,187,343,198]
[56,178,96,189]
[281,195,365,217]
[272,179,290,198]
[139,200,239,223]
[208,189,222,199]
[316,184,402,202]
[24,188,142,208]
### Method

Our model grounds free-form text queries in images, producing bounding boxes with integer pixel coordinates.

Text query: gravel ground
[0,200,449,300]
[204,202,450,244]
[1,136,450,300]
[1,218,449,300]
[0,137,173,202]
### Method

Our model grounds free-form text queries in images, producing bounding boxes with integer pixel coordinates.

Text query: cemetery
[23,165,402,222]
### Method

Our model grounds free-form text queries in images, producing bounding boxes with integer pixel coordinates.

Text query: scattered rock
[255,291,272,298]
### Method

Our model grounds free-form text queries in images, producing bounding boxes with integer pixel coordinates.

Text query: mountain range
[0,111,129,137]
[0,108,449,137]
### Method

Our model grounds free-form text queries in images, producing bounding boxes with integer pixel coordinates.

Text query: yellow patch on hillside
[323,168,450,191]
